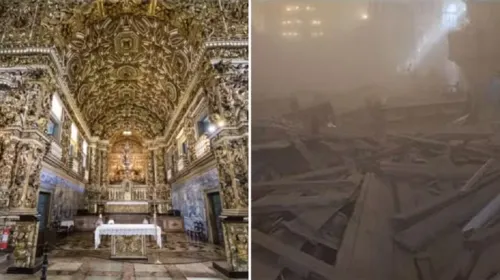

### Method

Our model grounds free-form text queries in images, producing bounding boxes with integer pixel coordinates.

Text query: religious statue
[122,142,133,200]
[122,142,132,179]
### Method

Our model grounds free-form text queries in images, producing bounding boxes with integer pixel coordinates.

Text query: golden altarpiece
[0,0,247,276]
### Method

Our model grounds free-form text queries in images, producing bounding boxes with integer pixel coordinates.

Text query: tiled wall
[171,168,219,237]
[40,169,85,223]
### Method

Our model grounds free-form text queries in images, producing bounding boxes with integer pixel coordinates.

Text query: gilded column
[97,140,109,200]
[204,47,249,276]
[184,118,196,164]
[154,146,170,211]
[87,137,99,213]
[59,112,72,168]
[77,134,84,176]
[146,141,155,201]
[0,69,53,273]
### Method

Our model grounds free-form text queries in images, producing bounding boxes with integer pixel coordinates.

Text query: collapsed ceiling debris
[252,97,500,280]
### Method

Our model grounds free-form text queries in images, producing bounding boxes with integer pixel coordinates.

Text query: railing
[195,135,210,159]
[107,185,148,201]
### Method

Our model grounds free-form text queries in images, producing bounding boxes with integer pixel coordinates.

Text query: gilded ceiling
[31,0,248,139]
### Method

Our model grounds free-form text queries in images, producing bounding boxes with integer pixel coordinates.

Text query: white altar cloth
[94,224,162,249]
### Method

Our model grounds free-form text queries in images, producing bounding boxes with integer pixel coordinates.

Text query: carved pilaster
[97,140,109,199]
[0,68,52,273]
[184,118,196,163]
[146,148,155,200]
[0,134,18,210]
[60,113,72,167]
[77,134,84,176]
[204,51,249,275]
[87,138,99,213]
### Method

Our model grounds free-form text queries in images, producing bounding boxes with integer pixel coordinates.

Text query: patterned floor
[50,232,225,264]
[2,259,227,280]
[0,233,236,280]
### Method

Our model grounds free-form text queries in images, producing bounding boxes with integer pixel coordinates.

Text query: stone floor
[2,258,227,279]
[0,232,238,280]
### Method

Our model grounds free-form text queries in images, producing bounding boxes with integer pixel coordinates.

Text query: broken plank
[394,181,500,252]
[335,173,395,280]
[393,170,500,231]
[464,222,500,251]
[459,158,495,192]
[467,243,500,280]
[251,258,282,280]
[380,161,483,180]
[252,229,337,280]
[438,250,475,280]
[462,191,500,235]
[393,180,416,214]
[279,165,348,181]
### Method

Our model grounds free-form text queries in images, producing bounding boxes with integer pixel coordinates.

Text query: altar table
[95,224,162,260]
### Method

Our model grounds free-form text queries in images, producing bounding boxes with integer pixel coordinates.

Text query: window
[197,115,211,137]
[71,123,78,142]
[47,118,57,137]
[181,142,188,155]
[51,94,63,121]
[442,1,466,29]
[70,123,78,158]
[82,140,88,168]
[48,95,63,141]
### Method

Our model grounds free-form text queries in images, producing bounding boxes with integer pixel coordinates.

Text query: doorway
[206,190,224,245]
[37,192,51,231]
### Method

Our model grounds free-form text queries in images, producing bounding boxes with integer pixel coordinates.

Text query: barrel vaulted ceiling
[2,0,248,139]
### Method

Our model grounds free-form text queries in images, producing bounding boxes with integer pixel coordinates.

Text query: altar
[105,201,149,214]
[95,224,162,260]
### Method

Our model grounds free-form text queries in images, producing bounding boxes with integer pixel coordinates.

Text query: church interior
[0,0,248,279]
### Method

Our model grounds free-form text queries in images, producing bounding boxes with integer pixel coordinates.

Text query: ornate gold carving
[184,118,196,163]
[109,138,146,184]
[212,135,248,210]
[105,203,149,214]
[155,148,166,185]
[77,133,84,176]
[113,235,145,257]
[0,69,53,133]
[100,148,109,187]
[0,134,18,209]
[11,221,38,268]
[223,221,248,272]
[60,114,72,167]
[206,61,249,128]
[9,141,46,210]
[146,150,155,199]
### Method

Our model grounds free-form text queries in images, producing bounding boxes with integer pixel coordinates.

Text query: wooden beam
[380,161,484,180]
[393,170,500,231]
[335,173,395,279]
[462,191,500,235]
[252,229,337,280]
[394,181,500,252]
[459,158,495,192]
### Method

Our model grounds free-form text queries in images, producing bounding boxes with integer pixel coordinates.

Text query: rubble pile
[252,99,500,280]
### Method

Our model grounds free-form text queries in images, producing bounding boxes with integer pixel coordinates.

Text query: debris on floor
[252,99,500,280]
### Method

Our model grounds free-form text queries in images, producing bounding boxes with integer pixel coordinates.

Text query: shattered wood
[252,102,500,280]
